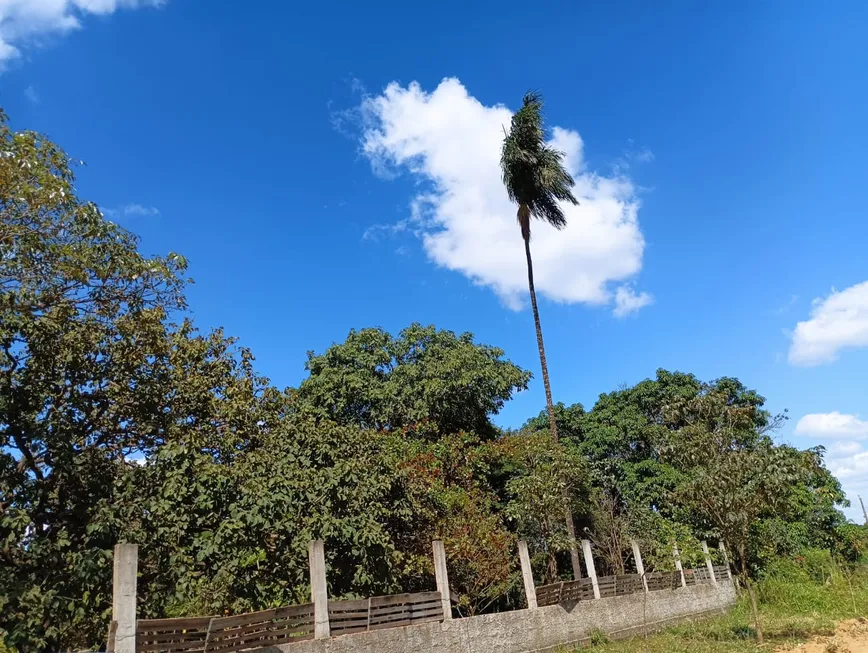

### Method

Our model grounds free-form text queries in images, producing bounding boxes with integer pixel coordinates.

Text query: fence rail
[136,592,444,653]
[536,577,595,607]
[328,591,443,635]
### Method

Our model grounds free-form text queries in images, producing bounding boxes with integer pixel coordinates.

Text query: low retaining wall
[269,581,736,653]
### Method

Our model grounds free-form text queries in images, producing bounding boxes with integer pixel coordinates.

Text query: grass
[572,564,868,652]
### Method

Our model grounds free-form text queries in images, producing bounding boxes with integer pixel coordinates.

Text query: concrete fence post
[112,543,138,653]
[432,540,452,621]
[580,539,601,599]
[672,543,687,588]
[630,539,648,593]
[701,541,717,584]
[718,541,733,581]
[308,540,330,639]
[517,540,537,609]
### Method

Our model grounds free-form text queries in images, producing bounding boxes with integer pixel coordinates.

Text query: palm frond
[500,91,578,237]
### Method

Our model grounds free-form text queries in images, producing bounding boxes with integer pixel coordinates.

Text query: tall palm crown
[500,92,578,241]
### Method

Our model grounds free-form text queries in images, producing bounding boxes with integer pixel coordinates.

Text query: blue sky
[2,1,867,521]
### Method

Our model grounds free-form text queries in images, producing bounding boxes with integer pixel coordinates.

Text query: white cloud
[788,280,868,366]
[824,441,868,519]
[359,78,650,315]
[23,84,38,103]
[0,0,166,69]
[794,412,868,439]
[826,446,868,482]
[827,441,863,457]
[122,203,159,217]
[613,286,653,318]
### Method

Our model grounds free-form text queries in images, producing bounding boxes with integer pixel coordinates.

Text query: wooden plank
[138,617,214,631]
[370,602,439,617]
[405,591,442,604]
[208,604,314,630]
[209,621,313,641]
[369,591,440,608]
[409,607,443,620]
[369,619,413,631]
[329,625,368,636]
[206,626,314,653]
[329,613,367,623]
[369,593,414,608]
[138,639,208,653]
[138,631,210,644]
[328,599,369,612]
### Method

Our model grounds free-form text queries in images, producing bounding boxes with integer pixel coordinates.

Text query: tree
[298,323,529,440]
[0,111,280,650]
[494,431,589,583]
[659,390,807,644]
[501,91,581,578]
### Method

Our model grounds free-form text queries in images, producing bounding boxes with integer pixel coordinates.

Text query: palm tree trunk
[523,232,582,581]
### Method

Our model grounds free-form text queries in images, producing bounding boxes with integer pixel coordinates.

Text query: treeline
[0,114,865,651]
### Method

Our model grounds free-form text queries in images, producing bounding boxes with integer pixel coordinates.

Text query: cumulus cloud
[359,78,650,314]
[0,0,166,69]
[613,287,653,318]
[122,203,159,217]
[795,412,868,439]
[795,412,868,518]
[788,280,868,366]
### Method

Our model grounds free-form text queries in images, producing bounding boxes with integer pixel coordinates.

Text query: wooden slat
[208,603,313,630]
[369,619,412,631]
[370,600,441,617]
[206,626,314,653]
[329,614,368,624]
[208,619,314,640]
[329,625,368,635]
[369,591,440,608]
[407,606,444,620]
[139,631,213,644]
[139,617,214,631]
[138,639,207,653]
[328,598,369,612]
[206,633,313,653]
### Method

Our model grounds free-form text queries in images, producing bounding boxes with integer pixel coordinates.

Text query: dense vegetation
[586,553,868,652]
[1,113,865,652]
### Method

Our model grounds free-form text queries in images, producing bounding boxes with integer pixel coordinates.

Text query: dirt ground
[778,619,868,653]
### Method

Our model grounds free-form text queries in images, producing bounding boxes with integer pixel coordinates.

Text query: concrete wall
[270,581,736,653]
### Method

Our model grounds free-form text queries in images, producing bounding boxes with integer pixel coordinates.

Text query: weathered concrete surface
[271,581,735,653]
[112,544,138,653]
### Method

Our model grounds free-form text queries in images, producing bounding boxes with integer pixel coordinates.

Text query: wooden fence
[111,539,733,653]
[604,573,645,597]
[328,591,443,635]
[135,591,444,653]
[537,566,726,607]
[536,577,595,606]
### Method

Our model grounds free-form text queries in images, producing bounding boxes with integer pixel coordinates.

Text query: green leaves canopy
[298,323,530,440]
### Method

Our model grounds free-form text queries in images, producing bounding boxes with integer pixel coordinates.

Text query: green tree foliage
[0,111,284,650]
[493,431,589,582]
[298,324,530,440]
[0,110,861,651]
[658,389,810,643]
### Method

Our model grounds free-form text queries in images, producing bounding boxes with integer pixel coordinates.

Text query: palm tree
[501,91,583,580]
